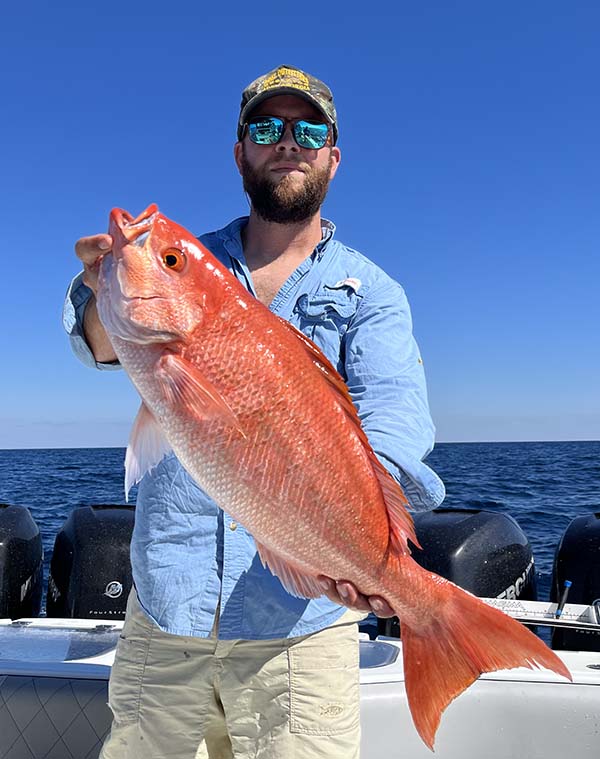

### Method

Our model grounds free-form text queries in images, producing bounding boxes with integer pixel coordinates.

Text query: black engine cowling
[0,503,43,618]
[46,504,134,619]
[551,512,600,651]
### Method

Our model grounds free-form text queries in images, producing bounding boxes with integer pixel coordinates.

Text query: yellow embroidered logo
[259,67,310,94]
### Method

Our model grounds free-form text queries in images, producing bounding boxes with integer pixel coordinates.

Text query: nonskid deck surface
[1,600,599,759]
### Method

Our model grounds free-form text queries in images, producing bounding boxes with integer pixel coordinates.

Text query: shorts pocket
[288,628,360,736]
[108,594,153,724]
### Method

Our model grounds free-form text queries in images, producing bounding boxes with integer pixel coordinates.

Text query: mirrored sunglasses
[245,116,330,150]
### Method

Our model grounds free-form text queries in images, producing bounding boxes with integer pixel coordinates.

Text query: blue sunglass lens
[247,117,284,145]
[293,120,329,149]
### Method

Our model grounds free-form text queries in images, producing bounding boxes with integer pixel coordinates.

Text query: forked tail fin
[398,570,572,750]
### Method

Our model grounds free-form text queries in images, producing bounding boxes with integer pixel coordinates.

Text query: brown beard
[240,146,333,224]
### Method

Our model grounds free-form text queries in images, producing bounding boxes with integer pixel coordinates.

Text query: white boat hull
[1,608,599,759]
[361,642,600,758]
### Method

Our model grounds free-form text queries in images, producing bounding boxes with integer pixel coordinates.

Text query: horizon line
[1,438,599,452]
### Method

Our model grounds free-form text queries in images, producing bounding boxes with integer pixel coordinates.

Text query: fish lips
[109,205,159,249]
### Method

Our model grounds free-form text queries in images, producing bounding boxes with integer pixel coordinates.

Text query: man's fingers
[335,581,372,612]
[366,595,395,618]
[317,576,396,617]
[75,234,112,294]
[318,576,370,609]
[318,576,343,604]
[75,234,113,266]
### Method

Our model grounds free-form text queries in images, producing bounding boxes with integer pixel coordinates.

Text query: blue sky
[1,2,598,448]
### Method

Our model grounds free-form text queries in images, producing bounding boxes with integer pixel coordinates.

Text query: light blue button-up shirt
[63,216,445,639]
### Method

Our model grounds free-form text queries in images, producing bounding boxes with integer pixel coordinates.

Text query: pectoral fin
[157,352,245,437]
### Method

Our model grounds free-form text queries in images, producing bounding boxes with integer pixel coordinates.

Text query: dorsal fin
[276,317,419,554]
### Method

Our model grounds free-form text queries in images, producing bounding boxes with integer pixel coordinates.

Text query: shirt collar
[218,216,336,263]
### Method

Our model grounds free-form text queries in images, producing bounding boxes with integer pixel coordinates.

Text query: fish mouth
[109,204,159,247]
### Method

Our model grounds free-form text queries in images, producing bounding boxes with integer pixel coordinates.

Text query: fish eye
[162,247,186,272]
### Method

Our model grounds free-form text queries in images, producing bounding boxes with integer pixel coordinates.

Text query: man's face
[234,94,341,224]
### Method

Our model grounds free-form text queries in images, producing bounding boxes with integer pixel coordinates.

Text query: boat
[1,504,599,758]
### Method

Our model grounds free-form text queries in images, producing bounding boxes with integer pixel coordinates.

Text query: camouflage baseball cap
[237,64,338,145]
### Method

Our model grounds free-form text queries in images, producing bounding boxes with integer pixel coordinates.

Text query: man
[64,64,444,759]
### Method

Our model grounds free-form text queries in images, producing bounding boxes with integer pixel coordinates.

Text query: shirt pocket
[292,288,360,369]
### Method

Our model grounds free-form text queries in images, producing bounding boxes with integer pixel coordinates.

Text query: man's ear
[329,146,341,180]
[233,142,244,176]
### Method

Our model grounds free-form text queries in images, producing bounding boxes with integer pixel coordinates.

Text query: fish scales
[167,294,392,574]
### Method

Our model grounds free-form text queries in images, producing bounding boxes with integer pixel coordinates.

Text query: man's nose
[275,123,299,151]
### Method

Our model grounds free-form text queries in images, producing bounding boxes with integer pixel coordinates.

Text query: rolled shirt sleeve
[62,273,121,371]
[344,278,445,511]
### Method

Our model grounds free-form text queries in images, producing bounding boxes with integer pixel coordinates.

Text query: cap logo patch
[258,66,310,94]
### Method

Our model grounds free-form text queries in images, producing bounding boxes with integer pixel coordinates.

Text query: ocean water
[0,441,598,611]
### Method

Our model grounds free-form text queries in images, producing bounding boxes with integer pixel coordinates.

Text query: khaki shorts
[100,591,364,759]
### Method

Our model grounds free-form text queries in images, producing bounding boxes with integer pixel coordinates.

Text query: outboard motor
[0,503,43,618]
[377,508,536,637]
[46,505,134,619]
[551,512,600,651]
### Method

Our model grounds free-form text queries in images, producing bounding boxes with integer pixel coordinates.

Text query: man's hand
[318,576,395,617]
[75,234,113,295]
[74,233,117,363]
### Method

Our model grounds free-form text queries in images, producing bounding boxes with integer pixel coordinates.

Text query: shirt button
[229,521,238,531]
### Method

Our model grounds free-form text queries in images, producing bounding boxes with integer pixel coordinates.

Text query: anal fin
[256,542,324,599]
